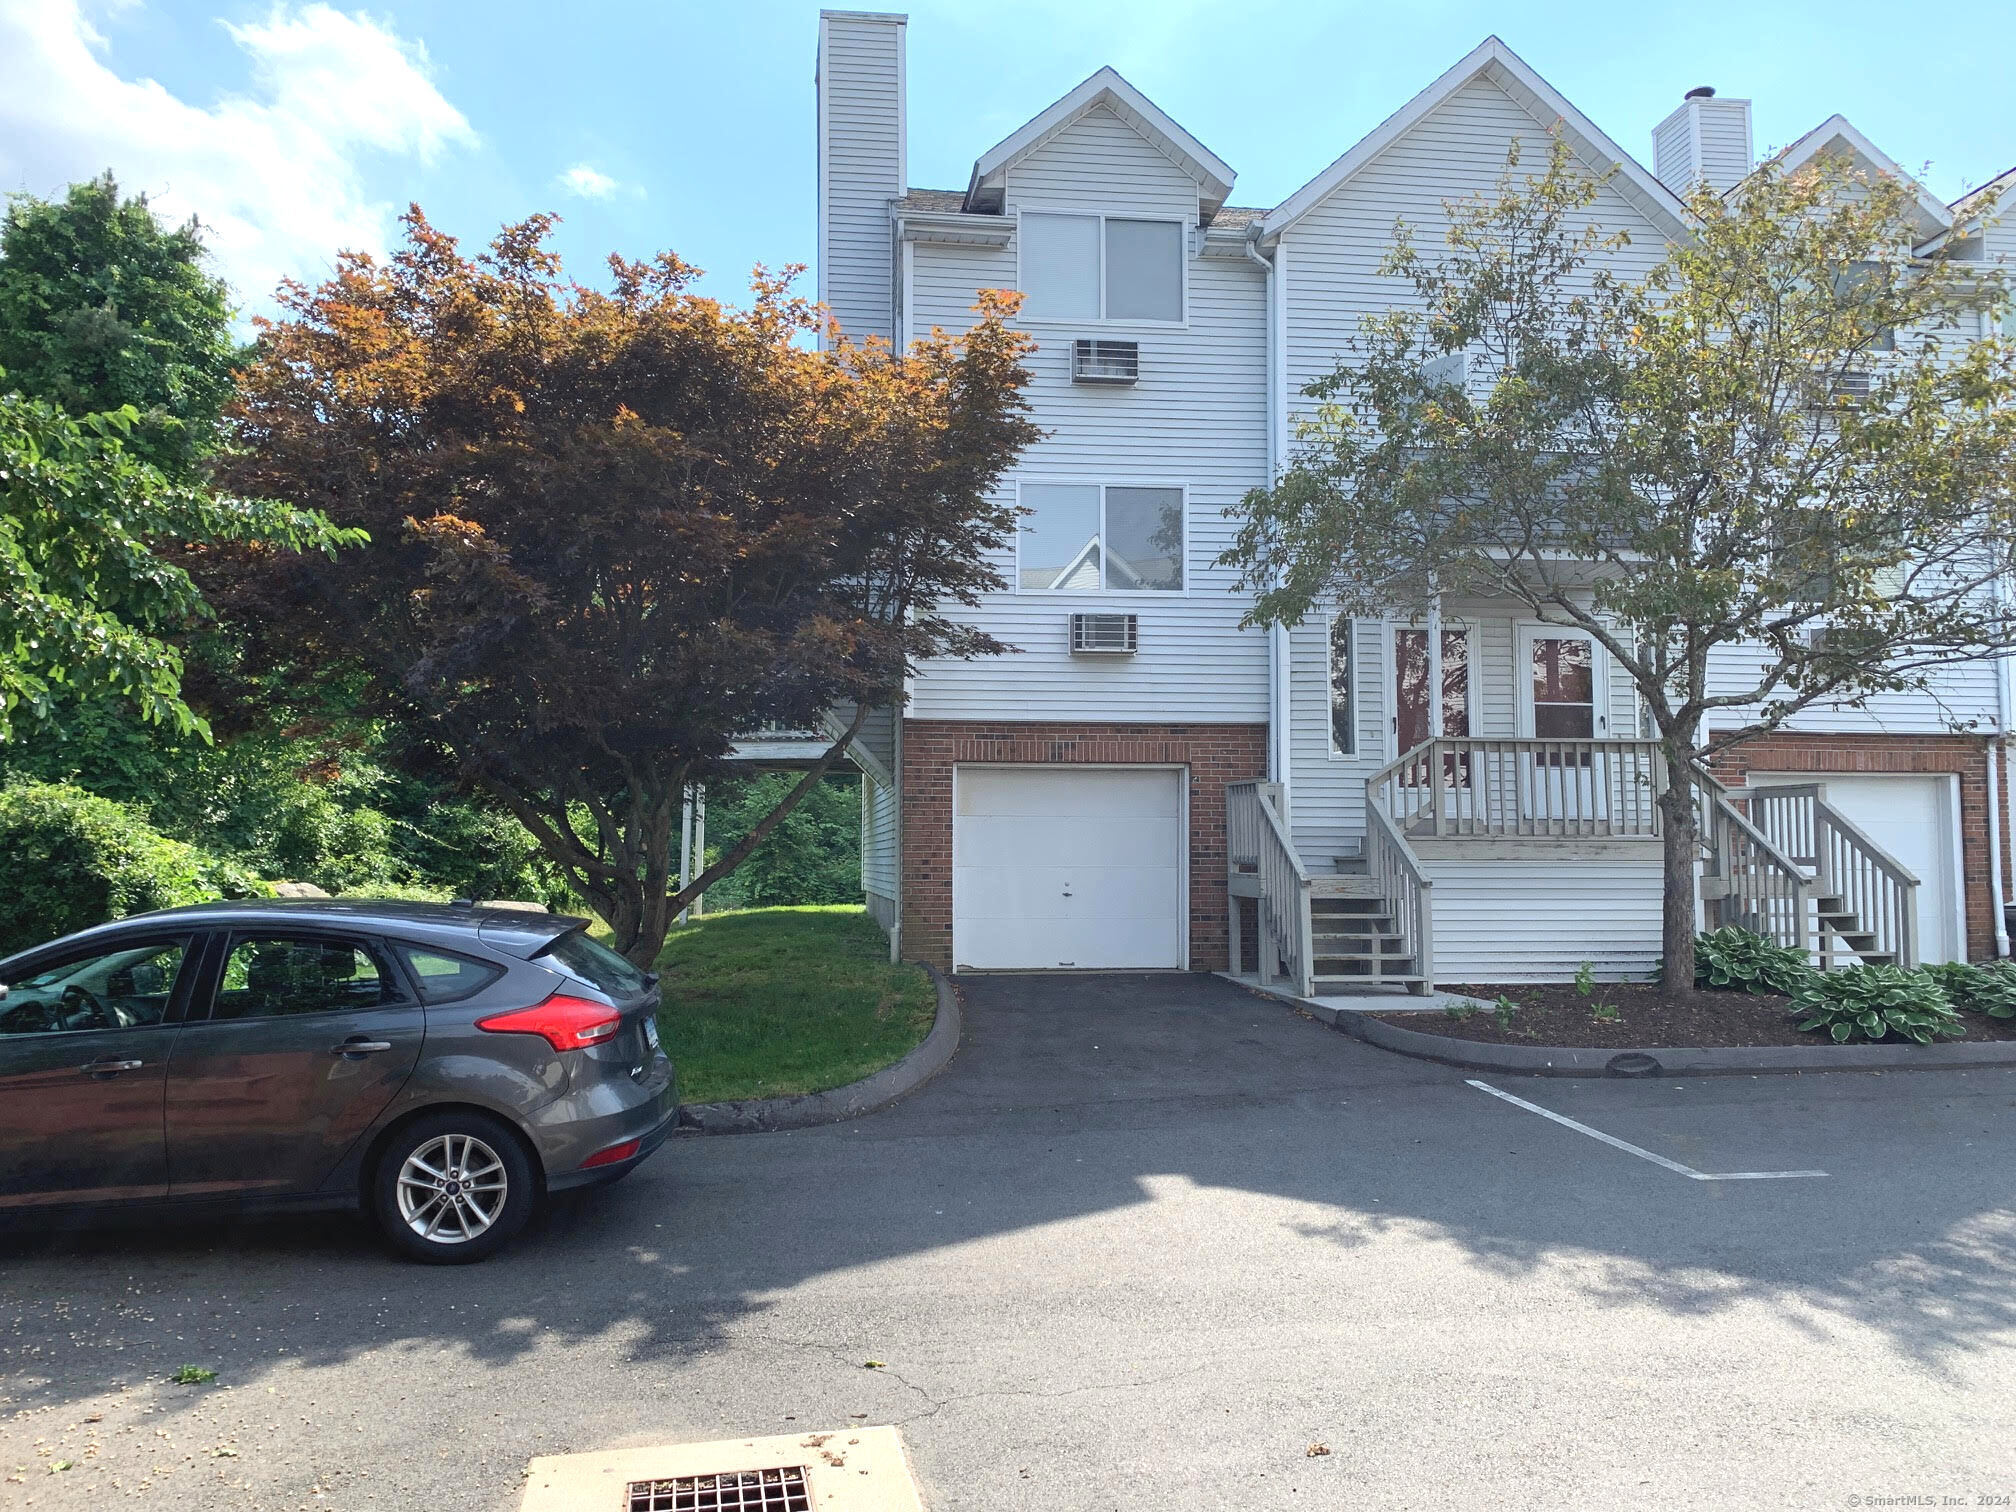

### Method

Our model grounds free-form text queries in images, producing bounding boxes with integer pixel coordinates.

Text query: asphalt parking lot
[4,971,2015,1509]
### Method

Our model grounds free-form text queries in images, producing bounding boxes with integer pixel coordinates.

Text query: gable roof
[1259,37,1689,245]
[1761,114,1952,237]
[963,65,1236,220]
[1950,164,2016,228]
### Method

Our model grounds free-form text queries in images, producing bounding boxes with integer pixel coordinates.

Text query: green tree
[1224,139,2016,997]
[0,393,358,739]
[0,174,240,481]
[701,773,863,912]
[217,210,1039,964]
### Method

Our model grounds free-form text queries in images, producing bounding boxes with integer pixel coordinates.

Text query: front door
[1392,626,1472,752]
[1517,627,1612,827]
[164,931,426,1197]
[0,934,196,1208]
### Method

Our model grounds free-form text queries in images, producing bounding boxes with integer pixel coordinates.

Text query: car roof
[0,899,590,969]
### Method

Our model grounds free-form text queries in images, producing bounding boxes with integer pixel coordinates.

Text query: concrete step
[1313,971,1425,987]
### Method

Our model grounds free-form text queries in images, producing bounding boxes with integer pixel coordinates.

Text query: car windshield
[537,931,648,999]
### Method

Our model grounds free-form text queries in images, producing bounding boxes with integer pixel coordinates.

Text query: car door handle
[79,1059,144,1075]
[331,1040,393,1056]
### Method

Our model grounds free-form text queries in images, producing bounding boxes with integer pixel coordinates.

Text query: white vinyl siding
[1282,73,1670,409]
[861,775,897,902]
[816,15,903,346]
[1287,602,1640,864]
[902,99,1266,723]
[1428,857,1664,982]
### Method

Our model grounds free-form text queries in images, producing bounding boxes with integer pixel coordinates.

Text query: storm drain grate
[626,1466,811,1511]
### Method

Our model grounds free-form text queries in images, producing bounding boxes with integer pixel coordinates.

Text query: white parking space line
[1466,1080,1829,1182]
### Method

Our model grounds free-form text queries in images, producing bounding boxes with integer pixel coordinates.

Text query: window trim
[197,929,415,1025]
[1387,620,1478,756]
[0,932,200,1037]
[388,940,508,1005]
[1013,206,1190,328]
[1328,614,1357,758]
[1013,477,1189,597]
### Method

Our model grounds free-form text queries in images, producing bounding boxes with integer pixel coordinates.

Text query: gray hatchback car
[0,900,677,1262]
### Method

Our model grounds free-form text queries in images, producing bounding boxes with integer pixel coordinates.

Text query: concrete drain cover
[521,1426,923,1511]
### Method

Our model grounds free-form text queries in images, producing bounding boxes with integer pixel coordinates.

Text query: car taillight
[580,1137,641,1170]
[476,994,622,1052]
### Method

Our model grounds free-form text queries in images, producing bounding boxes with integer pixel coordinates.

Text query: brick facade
[1708,731,2011,961]
[898,720,1270,971]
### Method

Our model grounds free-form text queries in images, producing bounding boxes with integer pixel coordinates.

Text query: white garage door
[953,767,1184,971]
[1753,774,1961,964]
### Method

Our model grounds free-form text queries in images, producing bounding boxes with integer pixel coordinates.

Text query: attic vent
[1072,340,1139,384]
[1420,351,1468,388]
[1070,612,1138,654]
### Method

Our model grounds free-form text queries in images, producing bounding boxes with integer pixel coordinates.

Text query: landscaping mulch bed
[1377,981,2016,1049]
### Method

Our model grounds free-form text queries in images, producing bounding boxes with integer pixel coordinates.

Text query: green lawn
[654,905,936,1103]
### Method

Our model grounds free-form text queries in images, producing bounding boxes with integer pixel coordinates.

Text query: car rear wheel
[371,1111,535,1263]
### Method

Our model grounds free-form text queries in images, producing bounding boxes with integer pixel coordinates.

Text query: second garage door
[953,767,1185,971]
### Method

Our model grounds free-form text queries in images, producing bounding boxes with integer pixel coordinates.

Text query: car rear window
[395,945,506,1004]
[537,931,648,999]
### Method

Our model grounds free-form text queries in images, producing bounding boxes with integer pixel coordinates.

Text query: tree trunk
[1656,745,1700,1003]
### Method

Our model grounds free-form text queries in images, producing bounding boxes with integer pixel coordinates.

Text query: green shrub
[1922,960,2016,1020]
[0,782,229,955]
[1792,965,1965,1044]
[1694,927,1816,995]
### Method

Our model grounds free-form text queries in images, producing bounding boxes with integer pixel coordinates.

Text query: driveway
[4,972,2014,1508]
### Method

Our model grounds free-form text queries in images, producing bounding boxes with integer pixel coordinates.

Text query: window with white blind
[1018,212,1185,323]
[1017,482,1185,592]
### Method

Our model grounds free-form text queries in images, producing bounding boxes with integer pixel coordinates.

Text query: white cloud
[557,162,621,200]
[0,1,477,310]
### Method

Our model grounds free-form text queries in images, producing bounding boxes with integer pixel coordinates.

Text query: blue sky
[4,0,2013,315]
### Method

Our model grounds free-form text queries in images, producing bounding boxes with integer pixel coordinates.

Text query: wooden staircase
[1307,871,1425,988]
[1813,894,1900,966]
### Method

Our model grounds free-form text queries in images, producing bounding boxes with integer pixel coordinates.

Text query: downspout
[1246,234,1293,799]
[1994,591,2012,957]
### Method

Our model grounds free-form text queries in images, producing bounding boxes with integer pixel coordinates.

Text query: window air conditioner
[1070,612,1138,654]
[1072,340,1139,384]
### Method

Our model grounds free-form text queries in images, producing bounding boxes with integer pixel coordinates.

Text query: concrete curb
[675,962,962,1133]
[1230,975,2016,1078]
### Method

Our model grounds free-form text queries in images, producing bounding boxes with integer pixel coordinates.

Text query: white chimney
[816,11,907,348]
[1653,86,1753,195]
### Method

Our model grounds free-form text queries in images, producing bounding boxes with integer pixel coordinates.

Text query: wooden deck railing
[1366,737,1666,839]
[1745,782,1920,968]
[1694,774,1811,955]
[1226,780,1314,995]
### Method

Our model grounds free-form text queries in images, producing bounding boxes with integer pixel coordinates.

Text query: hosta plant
[1792,966,1965,1045]
[1922,961,2016,1020]
[1693,927,1816,996]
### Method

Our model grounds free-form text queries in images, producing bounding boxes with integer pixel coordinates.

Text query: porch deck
[1229,737,1919,997]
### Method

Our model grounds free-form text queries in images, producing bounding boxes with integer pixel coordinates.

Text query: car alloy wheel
[372,1110,535,1263]
[396,1131,510,1243]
